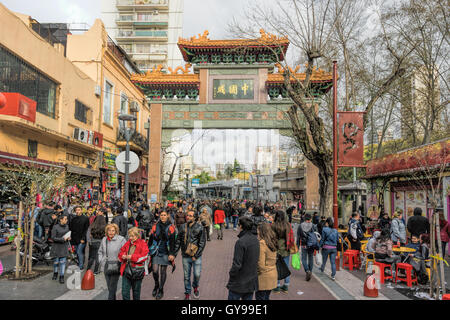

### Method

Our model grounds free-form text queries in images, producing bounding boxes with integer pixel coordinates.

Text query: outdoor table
[363,232,371,238]
[392,247,416,253]
[338,229,347,233]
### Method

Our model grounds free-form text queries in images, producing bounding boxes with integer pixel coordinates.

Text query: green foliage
[193,171,214,184]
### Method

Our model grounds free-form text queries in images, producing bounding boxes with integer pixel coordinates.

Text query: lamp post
[184,168,191,199]
[118,113,137,217]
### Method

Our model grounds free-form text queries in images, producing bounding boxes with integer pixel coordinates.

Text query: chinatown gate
[130,30,333,210]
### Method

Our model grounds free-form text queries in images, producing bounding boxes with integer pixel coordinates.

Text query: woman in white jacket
[390,211,406,246]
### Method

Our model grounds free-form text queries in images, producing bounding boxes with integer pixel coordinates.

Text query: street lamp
[118,113,137,217]
[184,168,191,199]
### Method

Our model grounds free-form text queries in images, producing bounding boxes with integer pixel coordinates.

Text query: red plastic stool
[347,249,362,267]
[343,250,359,271]
[395,263,417,287]
[373,261,393,284]
[442,294,450,300]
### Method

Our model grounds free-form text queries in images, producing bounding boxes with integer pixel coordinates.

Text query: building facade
[101,0,183,72]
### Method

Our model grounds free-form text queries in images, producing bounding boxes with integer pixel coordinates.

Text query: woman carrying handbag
[118,227,149,300]
[98,223,126,300]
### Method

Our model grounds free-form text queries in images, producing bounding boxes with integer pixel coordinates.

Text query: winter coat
[367,231,381,252]
[50,223,70,258]
[148,220,177,256]
[390,218,406,243]
[97,234,126,272]
[257,239,277,291]
[38,208,55,228]
[69,214,90,245]
[320,226,338,248]
[118,238,149,276]
[173,221,206,259]
[297,221,316,247]
[407,215,430,236]
[111,215,128,238]
[226,229,260,293]
[137,210,154,230]
[439,219,450,243]
[378,216,391,232]
[198,211,212,228]
[214,209,226,224]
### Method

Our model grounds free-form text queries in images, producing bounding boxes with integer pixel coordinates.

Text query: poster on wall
[405,190,426,221]
[393,191,405,217]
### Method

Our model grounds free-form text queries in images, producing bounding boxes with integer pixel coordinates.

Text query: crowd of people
[22,197,449,300]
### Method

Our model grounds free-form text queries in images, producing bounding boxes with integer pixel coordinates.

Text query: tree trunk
[318,171,333,219]
[22,215,28,275]
[15,202,23,278]
[429,212,436,298]
[28,208,36,274]
[435,212,446,297]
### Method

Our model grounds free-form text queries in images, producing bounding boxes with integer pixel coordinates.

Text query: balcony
[116,15,169,27]
[116,30,168,41]
[116,0,169,10]
[117,127,149,153]
[130,52,167,61]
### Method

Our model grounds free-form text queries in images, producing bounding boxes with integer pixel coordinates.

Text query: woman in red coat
[118,227,149,300]
[214,203,226,240]
[438,211,450,257]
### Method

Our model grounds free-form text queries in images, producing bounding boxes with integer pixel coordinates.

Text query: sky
[1,0,287,171]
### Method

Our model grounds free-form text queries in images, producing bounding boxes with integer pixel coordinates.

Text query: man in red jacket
[214,204,226,240]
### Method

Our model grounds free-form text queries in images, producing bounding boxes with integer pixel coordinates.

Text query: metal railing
[117,30,168,38]
[117,127,149,152]
[116,0,168,6]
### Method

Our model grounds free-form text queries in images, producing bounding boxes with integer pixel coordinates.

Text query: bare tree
[230,0,413,216]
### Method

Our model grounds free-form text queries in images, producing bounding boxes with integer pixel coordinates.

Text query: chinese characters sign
[212,79,254,100]
[338,111,365,166]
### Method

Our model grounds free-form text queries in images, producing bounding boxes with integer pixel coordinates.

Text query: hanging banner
[338,111,365,167]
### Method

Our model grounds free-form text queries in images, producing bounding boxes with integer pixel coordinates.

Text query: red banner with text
[338,111,365,167]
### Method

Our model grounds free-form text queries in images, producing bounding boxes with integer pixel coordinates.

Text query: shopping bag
[314,250,323,266]
[214,224,220,230]
[291,253,301,270]
[209,225,213,236]
[276,254,291,280]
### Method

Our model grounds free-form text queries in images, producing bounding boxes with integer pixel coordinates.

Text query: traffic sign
[115,151,140,174]
[192,178,200,186]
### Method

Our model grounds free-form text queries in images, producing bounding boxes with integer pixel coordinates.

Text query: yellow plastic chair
[361,243,375,272]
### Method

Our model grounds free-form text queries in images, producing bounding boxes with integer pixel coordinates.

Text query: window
[119,93,128,129]
[74,100,89,123]
[103,81,113,125]
[0,46,57,118]
[28,140,38,158]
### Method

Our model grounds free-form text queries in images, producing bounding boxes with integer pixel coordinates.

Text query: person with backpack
[319,217,338,281]
[112,207,128,238]
[148,210,177,300]
[272,210,294,292]
[69,206,90,270]
[170,209,206,300]
[118,227,149,300]
[347,212,364,251]
[136,204,154,240]
[390,211,406,246]
[296,213,318,281]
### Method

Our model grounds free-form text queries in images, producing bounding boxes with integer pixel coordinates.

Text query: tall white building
[254,146,278,175]
[101,0,184,73]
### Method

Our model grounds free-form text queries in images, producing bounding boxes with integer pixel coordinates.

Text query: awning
[0,151,65,169]
[66,164,100,178]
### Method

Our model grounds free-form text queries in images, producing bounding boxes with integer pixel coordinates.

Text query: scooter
[18,238,79,267]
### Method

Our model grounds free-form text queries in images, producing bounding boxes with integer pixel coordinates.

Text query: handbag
[314,250,323,266]
[184,224,198,257]
[149,239,160,257]
[104,239,120,276]
[124,245,146,281]
[276,254,291,280]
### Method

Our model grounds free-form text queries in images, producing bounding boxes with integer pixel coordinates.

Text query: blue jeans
[225,217,230,229]
[321,248,337,277]
[34,224,43,239]
[75,243,86,269]
[277,255,290,287]
[255,290,271,300]
[301,247,314,273]
[182,256,202,294]
[232,216,238,228]
[228,290,253,300]
[53,257,67,276]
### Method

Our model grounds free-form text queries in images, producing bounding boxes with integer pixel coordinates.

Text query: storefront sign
[150,194,157,203]
[338,111,365,167]
[212,79,254,100]
[108,171,118,187]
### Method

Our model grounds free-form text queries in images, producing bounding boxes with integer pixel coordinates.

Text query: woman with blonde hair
[118,227,149,300]
[391,210,406,246]
[98,223,126,300]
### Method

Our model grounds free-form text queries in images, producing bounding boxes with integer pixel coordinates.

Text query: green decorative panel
[163,89,174,99]
[189,112,200,119]
[187,89,199,100]
[245,54,256,64]
[218,112,247,119]
[174,112,184,119]
[175,89,186,99]
[212,79,254,100]
[203,112,214,119]
[222,54,233,63]
[234,55,244,64]
[209,69,258,75]
[211,54,221,64]
[268,87,280,99]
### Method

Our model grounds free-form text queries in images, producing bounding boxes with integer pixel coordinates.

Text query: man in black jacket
[69,206,89,270]
[136,204,154,240]
[170,209,206,300]
[407,207,430,238]
[226,216,260,300]
[112,207,128,238]
[38,201,56,240]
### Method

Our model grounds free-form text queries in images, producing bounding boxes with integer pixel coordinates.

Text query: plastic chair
[373,261,393,284]
[395,263,417,287]
[343,250,360,271]
[361,243,375,272]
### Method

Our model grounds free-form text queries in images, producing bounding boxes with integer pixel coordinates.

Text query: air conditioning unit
[93,132,103,148]
[130,101,140,112]
[73,127,89,143]
[94,85,101,97]
[87,130,94,144]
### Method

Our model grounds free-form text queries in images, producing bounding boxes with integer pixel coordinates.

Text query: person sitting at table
[374,229,400,267]
[401,234,429,283]
[366,230,381,259]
